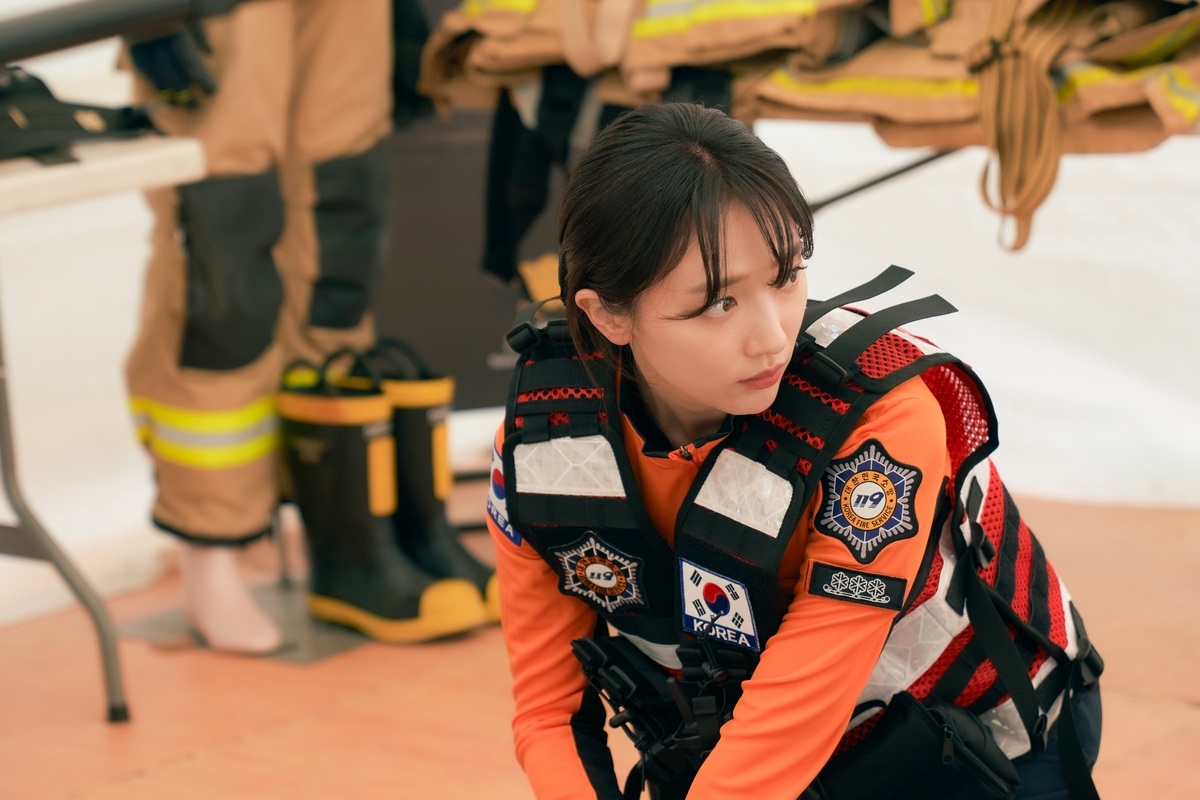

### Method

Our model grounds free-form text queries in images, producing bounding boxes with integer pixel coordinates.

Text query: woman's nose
[745,299,790,358]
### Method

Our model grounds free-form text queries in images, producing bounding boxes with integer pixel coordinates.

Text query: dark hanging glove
[128,24,216,108]
[392,0,433,128]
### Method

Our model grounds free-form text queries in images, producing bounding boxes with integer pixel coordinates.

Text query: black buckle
[506,321,544,353]
[810,350,850,388]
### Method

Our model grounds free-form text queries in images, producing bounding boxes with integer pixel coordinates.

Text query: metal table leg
[0,306,129,723]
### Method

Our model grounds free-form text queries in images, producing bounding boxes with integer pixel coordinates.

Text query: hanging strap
[506,297,566,352]
[950,482,1102,800]
[807,295,957,387]
[801,265,914,331]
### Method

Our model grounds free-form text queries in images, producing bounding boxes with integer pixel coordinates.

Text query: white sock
[179,543,283,655]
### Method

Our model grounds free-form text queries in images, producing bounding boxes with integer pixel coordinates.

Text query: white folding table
[0,134,205,722]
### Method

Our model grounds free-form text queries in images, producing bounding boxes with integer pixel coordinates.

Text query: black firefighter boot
[279,358,486,642]
[366,340,500,623]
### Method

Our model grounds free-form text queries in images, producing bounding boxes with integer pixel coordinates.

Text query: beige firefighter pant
[127,0,393,543]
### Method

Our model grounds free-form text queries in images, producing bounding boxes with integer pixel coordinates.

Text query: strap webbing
[801,265,914,331]
[951,485,1103,800]
[817,295,958,377]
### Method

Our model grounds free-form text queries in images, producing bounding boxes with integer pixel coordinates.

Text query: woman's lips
[740,364,786,390]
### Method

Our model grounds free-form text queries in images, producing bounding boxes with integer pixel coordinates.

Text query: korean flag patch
[679,558,760,652]
[816,439,921,564]
[488,445,521,547]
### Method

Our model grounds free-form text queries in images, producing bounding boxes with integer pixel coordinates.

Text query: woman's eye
[706,296,736,316]
[783,265,805,286]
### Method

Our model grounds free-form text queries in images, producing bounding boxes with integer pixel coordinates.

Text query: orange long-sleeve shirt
[486,376,950,800]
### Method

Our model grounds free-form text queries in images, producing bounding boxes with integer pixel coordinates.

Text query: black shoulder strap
[808,295,957,387]
[801,264,913,330]
[950,483,1101,800]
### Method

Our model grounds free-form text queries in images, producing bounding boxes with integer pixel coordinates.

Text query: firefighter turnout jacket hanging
[488,267,1102,798]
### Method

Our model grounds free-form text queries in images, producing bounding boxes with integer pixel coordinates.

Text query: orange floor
[1,496,1197,800]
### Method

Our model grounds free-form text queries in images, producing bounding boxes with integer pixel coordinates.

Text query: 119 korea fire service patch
[816,440,922,564]
[679,558,760,652]
[553,535,645,613]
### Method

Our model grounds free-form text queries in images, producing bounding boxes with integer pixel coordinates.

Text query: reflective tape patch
[633,0,818,39]
[816,439,921,564]
[807,561,906,611]
[130,396,278,470]
[694,449,792,538]
[513,435,626,498]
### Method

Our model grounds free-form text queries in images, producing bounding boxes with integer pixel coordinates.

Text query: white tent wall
[0,22,1196,626]
[754,120,1200,509]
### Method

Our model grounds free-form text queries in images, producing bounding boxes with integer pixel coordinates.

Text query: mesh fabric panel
[517,387,604,402]
[784,374,851,414]
[909,627,974,700]
[759,409,825,449]
[548,412,570,426]
[1013,521,1034,621]
[856,334,924,379]
[905,548,944,613]
[921,365,990,482]
[833,710,883,756]
[977,464,1006,586]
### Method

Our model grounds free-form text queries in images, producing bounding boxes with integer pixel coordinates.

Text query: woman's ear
[575,289,633,346]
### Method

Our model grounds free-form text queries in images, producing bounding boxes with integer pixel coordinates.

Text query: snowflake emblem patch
[552,534,645,613]
[816,439,922,564]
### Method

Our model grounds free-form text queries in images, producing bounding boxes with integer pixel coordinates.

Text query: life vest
[500,267,1098,760]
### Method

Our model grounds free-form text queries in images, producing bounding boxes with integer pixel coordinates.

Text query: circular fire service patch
[816,440,922,564]
[553,534,645,612]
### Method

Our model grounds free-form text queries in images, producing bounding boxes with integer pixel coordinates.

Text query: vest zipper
[678,445,693,461]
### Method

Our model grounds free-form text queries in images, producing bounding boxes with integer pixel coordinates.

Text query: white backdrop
[0,11,1196,625]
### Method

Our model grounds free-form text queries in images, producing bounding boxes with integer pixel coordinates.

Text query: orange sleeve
[486,426,616,800]
[688,377,951,800]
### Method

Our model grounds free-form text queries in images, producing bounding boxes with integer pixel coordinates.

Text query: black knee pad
[177,171,285,370]
[309,142,390,329]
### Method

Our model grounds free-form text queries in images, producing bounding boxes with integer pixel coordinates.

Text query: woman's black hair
[558,102,814,373]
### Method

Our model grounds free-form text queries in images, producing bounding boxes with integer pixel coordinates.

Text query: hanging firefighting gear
[482,64,731,287]
[125,0,392,543]
[488,268,1102,798]
[420,0,1200,250]
[278,355,487,642]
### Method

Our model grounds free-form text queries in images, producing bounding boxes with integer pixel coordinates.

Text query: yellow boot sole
[308,578,486,644]
[484,573,501,624]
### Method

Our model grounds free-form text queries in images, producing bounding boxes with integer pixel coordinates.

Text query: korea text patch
[488,445,521,547]
[679,558,760,652]
[807,561,906,611]
[816,439,921,564]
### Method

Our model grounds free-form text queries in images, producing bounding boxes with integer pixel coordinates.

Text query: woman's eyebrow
[688,273,747,294]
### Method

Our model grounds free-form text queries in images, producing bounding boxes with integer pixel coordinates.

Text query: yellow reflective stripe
[919,0,948,27]
[277,391,391,425]
[130,395,281,469]
[1160,67,1200,123]
[149,431,279,470]
[282,366,320,390]
[770,68,978,99]
[382,377,456,409]
[634,0,818,39]
[130,395,276,435]
[462,0,537,16]
[1121,15,1200,69]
